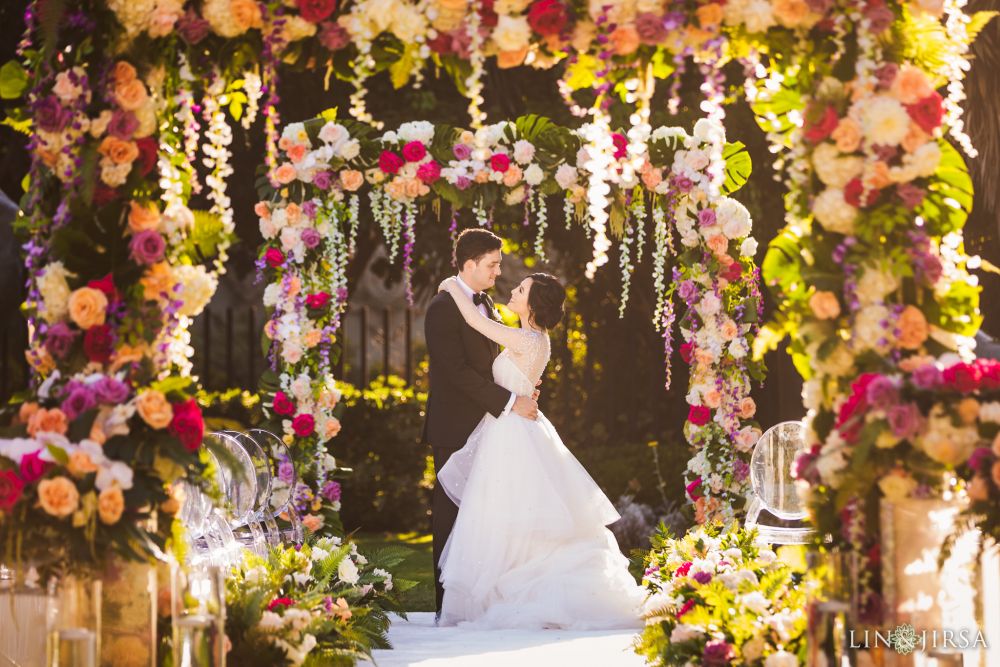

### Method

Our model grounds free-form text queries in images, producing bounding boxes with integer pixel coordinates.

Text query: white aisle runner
[368,613,648,667]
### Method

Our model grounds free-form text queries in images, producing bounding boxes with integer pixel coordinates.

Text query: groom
[423,228,539,616]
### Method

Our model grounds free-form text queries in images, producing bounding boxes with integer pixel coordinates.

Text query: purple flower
[969,447,993,473]
[312,171,332,190]
[318,21,350,51]
[697,208,717,227]
[452,144,472,160]
[662,11,685,30]
[35,96,73,133]
[321,480,342,503]
[887,403,922,439]
[129,230,166,265]
[635,12,668,44]
[94,376,130,404]
[61,386,97,421]
[678,280,697,303]
[897,183,926,210]
[733,459,750,482]
[692,571,713,585]
[674,175,693,192]
[301,200,318,218]
[108,110,139,139]
[912,364,943,390]
[865,376,899,410]
[301,229,322,249]
[45,321,78,359]
[323,596,334,612]
[278,460,295,485]
[702,639,735,666]
[177,9,210,44]
[644,564,660,577]
[454,175,471,190]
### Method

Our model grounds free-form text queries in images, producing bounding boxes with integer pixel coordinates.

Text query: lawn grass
[354,531,436,612]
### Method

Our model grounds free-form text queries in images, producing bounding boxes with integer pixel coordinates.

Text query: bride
[435,273,647,630]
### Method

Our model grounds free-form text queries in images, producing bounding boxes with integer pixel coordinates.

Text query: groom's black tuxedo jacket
[422,291,512,452]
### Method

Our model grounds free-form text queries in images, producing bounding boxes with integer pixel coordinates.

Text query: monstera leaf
[721,141,752,195]
[917,139,973,237]
[748,71,804,148]
[512,114,578,164]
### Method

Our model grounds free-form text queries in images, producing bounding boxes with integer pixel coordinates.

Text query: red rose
[273,391,295,416]
[87,273,119,302]
[135,137,158,177]
[19,450,49,483]
[0,470,24,512]
[267,597,295,612]
[688,405,711,426]
[402,141,427,162]
[975,359,1000,391]
[906,92,944,134]
[169,398,205,452]
[427,32,453,55]
[265,247,285,268]
[297,0,336,23]
[942,362,981,394]
[527,0,568,36]
[489,153,510,173]
[803,104,839,143]
[379,150,404,175]
[83,324,115,364]
[479,0,498,28]
[416,161,441,184]
[679,342,695,364]
[611,133,628,159]
[292,413,315,437]
[722,261,742,282]
[844,177,879,208]
[306,292,331,309]
[93,184,120,207]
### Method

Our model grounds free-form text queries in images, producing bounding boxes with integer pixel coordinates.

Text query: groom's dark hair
[454,228,502,270]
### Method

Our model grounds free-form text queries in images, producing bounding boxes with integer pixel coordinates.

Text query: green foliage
[917,140,974,237]
[0,60,28,100]
[721,141,752,195]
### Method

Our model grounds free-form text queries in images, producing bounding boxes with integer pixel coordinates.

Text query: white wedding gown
[437,325,646,630]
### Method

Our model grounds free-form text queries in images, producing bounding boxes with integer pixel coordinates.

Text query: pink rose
[20,450,49,483]
[265,247,285,268]
[292,413,315,437]
[306,292,331,309]
[169,399,205,452]
[688,405,711,426]
[489,153,510,173]
[273,391,296,416]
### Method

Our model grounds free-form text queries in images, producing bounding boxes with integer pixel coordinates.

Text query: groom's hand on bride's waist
[532,379,541,402]
[512,395,539,421]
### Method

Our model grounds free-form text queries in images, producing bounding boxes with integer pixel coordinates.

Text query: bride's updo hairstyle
[527,273,566,330]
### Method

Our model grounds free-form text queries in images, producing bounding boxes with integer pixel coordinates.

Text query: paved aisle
[368,613,647,667]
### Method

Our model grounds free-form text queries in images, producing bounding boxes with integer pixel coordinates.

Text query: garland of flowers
[636,524,815,666]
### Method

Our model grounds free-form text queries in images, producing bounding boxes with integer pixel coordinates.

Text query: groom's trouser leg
[431,446,459,614]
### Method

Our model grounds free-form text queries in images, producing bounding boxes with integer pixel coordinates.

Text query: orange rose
[901,123,931,154]
[703,389,722,409]
[772,0,811,27]
[809,291,841,320]
[114,79,149,112]
[97,486,125,525]
[112,61,137,86]
[706,234,729,257]
[287,276,302,298]
[136,389,173,429]
[27,407,69,437]
[502,164,523,187]
[324,417,342,439]
[474,170,491,184]
[340,170,364,191]
[68,451,99,477]
[329,597,352,621]
[38,477,80,519]
[141,263,175,301]
[609,25,640,55]
[897,305,928,350]
[890,65,933,105]
[19,402,39,425]
[739,397,757,419]
[720,319,738,341]
[301,513,324,533]
[274,163,297,184]
[304,330,322,348]
[864,161,892,189]
[254,201,271,219]
[957,397,980,425]
[128,201,161,233]
[993,461,1000,488]
[285,202,302,226]
[68,287,109,329]
[110,343,147,373]
[831,118,862,153]
[231,0,263,31]
[99,136,140,165]
[696,3,724,28]
[497,47,529,69]
[286,143,307,164]
[641,167,663,190]
[403,178,426,199]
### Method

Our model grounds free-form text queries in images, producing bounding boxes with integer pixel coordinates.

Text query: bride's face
[507,277,533,320]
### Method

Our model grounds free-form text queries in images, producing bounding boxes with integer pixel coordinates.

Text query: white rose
[698,293,722,317]
[858,95,910,147]
[693,118,726,145]
[523,164,544,186]
[813,143,864,189]
[397,120,435,145]
[339,139,360,161]
[37,262,74,323]
[909,141,941,178]
[723,548,743,562]
[492,15,531,51]
[716,197,752,239]
[338,557,360,584]
[855,264,899,306]
[766,651,799,667]
[390,4,426,42]
[504,185,526,205]
[282,122,309,146]
[813,188,857,234]
[743,636,767,662]
[669,624,705,643]
[742,0,777,32]
[257,611,283,632]
[853,305,892,353]
[555,164,578,189]
[512,140,535,164]
[283,15,317,42]
[740,237,758,257]
[174,264,218,318]
[740,591,771,614]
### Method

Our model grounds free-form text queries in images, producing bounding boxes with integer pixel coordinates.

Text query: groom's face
[465,250,502,292]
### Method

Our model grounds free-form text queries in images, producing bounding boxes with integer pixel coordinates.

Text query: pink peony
[942,362,981,394]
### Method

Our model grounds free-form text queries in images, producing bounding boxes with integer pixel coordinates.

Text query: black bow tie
[472,292,488,307]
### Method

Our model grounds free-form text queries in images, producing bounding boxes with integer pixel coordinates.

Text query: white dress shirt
[455,275,516,416]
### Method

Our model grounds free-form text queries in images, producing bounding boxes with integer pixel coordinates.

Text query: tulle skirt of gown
[437,411,646,630]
